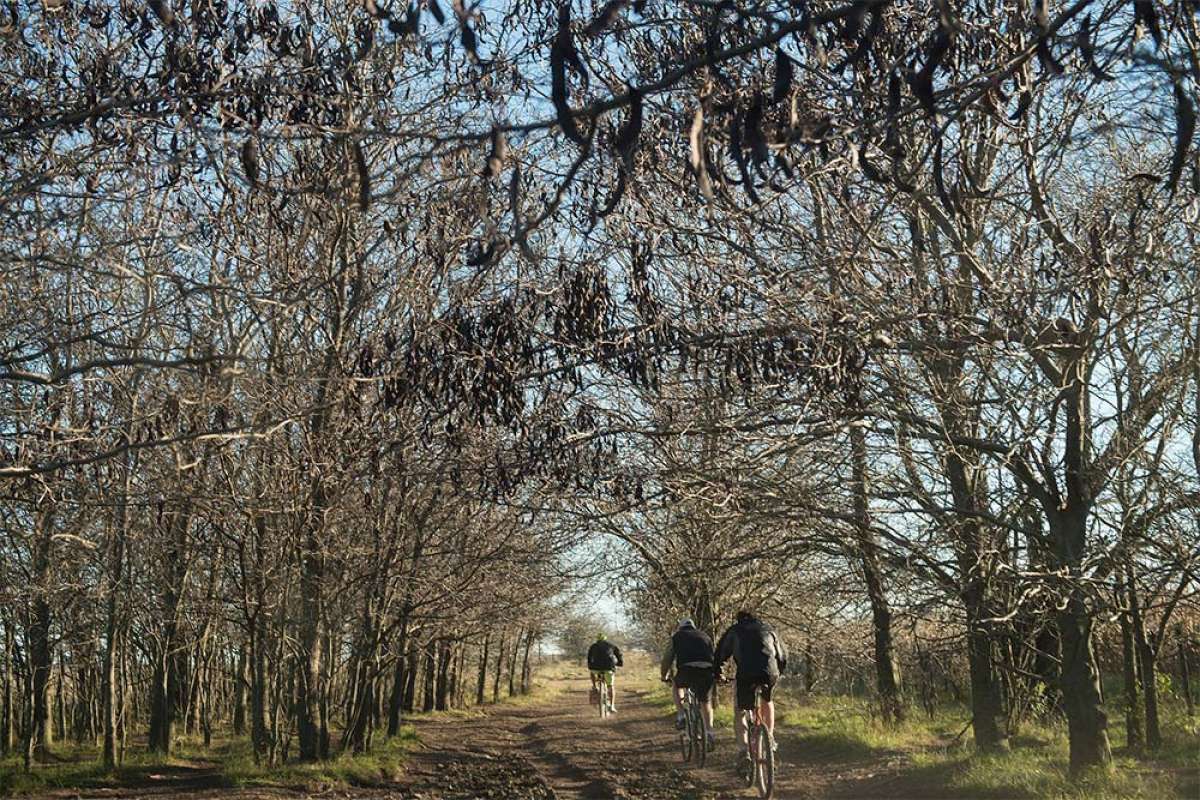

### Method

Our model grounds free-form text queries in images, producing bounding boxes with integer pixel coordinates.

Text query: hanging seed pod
[744,93,770,177]
[483,126,507,179]
[910,23,952,117]
[240,137,259,187]
[352,140,370,210]
[1168,78,1196,196]
[550,7,587,145]
[1133,0,1162,49]
[613,86,642,165]
[1076,15,1113,81]
[1034,1,1063,77]
[933,137,955,215]
[688,106,713,199]
[585,0,626,36]
[148,0,175,26]
[772,47,793,104]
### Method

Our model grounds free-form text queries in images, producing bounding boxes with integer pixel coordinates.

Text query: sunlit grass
[217,726,417,790]
[1,658,573,796]
[647,675,1198,798]
[0,742,236,796]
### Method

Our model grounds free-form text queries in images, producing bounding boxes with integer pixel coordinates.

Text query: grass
[647,677,1199,798]
[0,730,421,796]
[216,726,418,790]
[0,660,569,797]
[0,743,229,796]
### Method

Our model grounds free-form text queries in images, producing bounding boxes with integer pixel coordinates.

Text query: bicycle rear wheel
[599,682,608,719]
[743,715,757,788]
[693,702,707,767]
[755,725,774,798]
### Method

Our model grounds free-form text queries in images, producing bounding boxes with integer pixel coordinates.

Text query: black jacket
[715,616,787,679]
[669,627,715,669]
[586,640,623,671]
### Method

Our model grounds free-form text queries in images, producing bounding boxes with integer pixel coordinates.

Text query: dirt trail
[19,671,924,800]
[394,670,916,800]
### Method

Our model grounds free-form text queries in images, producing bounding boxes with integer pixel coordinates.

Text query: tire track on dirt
[396,674,739,799]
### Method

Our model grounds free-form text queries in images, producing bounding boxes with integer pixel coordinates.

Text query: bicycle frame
[740,683,774,799]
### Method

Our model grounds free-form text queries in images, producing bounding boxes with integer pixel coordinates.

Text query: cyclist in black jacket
[586,634,623,713]
[715,611,788,762]
[660,619,717,748]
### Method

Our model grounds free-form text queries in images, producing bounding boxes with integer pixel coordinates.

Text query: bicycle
[737,682,774,799]
[664,678,708,767]
[592,671,614,719]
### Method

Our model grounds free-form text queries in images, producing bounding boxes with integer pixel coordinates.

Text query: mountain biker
[715,610,788,766]
[586,633,623,713]
[660,618,717,749]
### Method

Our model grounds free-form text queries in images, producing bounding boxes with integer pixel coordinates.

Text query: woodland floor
[12,668,1197,799]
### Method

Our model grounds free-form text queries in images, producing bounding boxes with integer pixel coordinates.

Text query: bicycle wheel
[755,725,774,799]
[599,682,608,719]
[743,715,756,788]
[683,697,696,762]
[693,701,707,767]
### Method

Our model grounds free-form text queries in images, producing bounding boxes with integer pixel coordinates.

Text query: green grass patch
[218,726,417,790]
[0,743,234,797]
[0,728,418,797]
[647,675,1197,798]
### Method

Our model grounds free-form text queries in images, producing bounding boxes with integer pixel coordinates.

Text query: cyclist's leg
[735,677,754,751]
[759,677,778,746]
[690,668,716,735]
[671,670,687,726]
[696,671,710,734]
[602,670,615,709]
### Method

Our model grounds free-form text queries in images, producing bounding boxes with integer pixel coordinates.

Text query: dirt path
[394,670,916,800]
[18,671,926,800]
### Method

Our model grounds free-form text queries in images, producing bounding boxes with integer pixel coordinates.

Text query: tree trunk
[344,653,374,752]
[1034,621,1063,713]
[148,652,171,753]
[1057,590,1112,771]
[1179,630,1195,718]
[55,652,66,744]
[434,640,450,711]
[101,529,124,769]
[421,641,436,713]
[507,631,521,698]
[1127,570,1160,750]
[29,509,54,758]
[402,644,418,713]
[521,632,534,695]
[1119,577,1143,749]
[2,616,12,754]
[296,527,325,761]
[492,630,506,703]
[964,594,1007,751]
[233,647,247,736]
[386,627,408,736]
[448,642,460,710]
[803,640,816,694]
[476,633,490,706]
[851,426,903,724]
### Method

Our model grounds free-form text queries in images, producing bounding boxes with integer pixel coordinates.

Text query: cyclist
[660,618,717,749]
[715,610,788,767]
[586,633,623,713]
